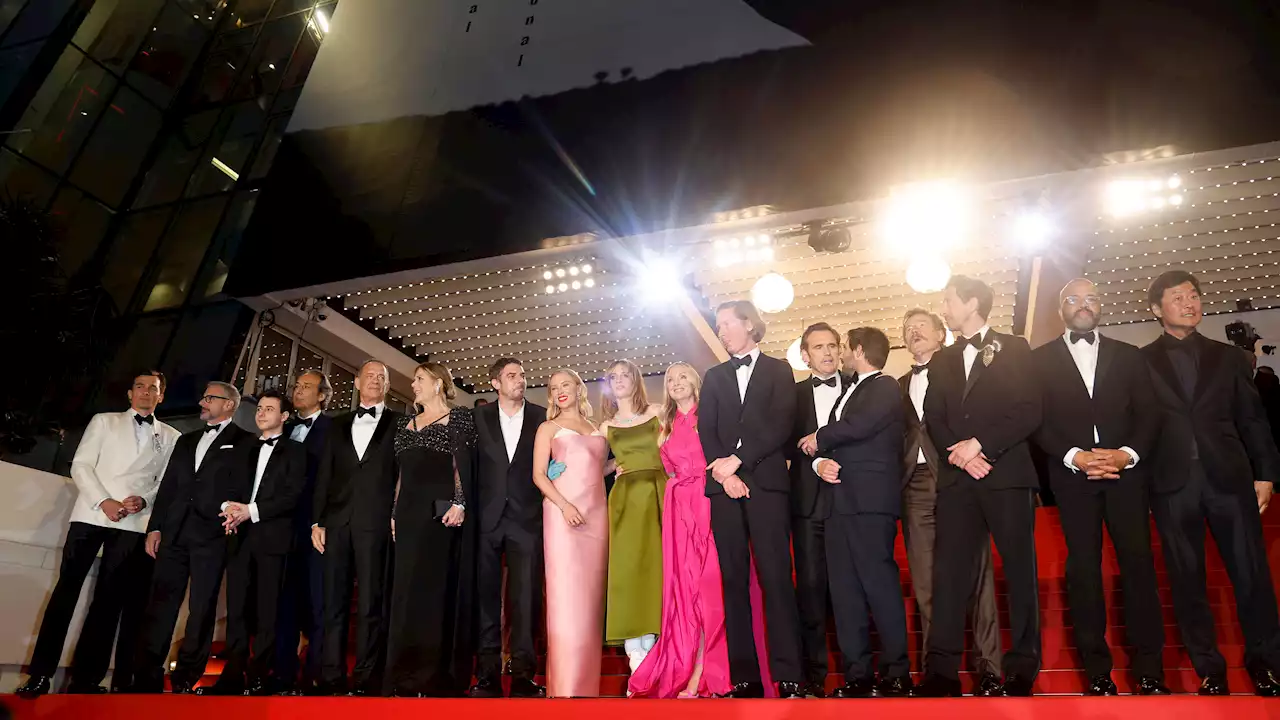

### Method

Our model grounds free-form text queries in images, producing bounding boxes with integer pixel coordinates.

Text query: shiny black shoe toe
[917,674,963,698]
[972,672,1003,697]
[1136,676,1171,695]
[16,675,51,699]
[508,677,547,698]
[1249,666,1280,697]
[1199,675,1229,696]
[876,676,915,697]
[723,681,764,698]
[776,681,805,698]
[469,676,502,698]
[831,677,874,698]
[802,681,826,698]
[1001,674,1034,697]
[1083,675,1117,696]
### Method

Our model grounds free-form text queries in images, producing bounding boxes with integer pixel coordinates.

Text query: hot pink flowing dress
[627,406,776,698]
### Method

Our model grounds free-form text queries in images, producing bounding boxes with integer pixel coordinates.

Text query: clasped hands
[947,437,992,479]
[220,501,251,534]
[707,455,749,499]
[99,496,147,522]
[1071,449,1132,480]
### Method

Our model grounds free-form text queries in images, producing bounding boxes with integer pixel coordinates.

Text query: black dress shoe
[469,676,502,698]
[777,681,805,698]
[724,681,765,698]
[16,675,51,699]
[315,680,348,696]
[1001,674,1035,697]
[508,677,547,698]
[917,674,963,698]
[877,676,915,697]
[195,682,245,696]
[1199,675,1229,696]
[1136,677,1171,695]
[169,680,196,695]
[972,672,1003,697]
[832,677,874,698]
[1250,666,1280,697]
[67,682,109,694]
[803,681,826,698]
[248,677,286,697]
[1083,675,1118,696]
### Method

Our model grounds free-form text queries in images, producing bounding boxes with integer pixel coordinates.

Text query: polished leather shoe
[1001,674,1034,697]
[917,674,963,698]
[248,678,286,697]
[16,675,51,699]
[67,682,109,694]
[195,682,245,696]
[831,677,874,698]
[169,680,196,695]
[1083,675,1117,696]
[724,681,765,698]
[776,681,805,698]
[972,672,1003,697]
[1136,677,1171,695]
[508,677,547,698]
[469,677,502,698]
[1199,675,1229,696]
[1250,666,1280,697]
[803,681,826,698]
[877,676,915,697]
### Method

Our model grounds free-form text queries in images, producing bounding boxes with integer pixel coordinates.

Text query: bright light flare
[751,272,794,314]
[786,338,808,371]
[1012,210,1053,252]
[906,257,951,293]
[637,255,683,305]
[880,180,975,254]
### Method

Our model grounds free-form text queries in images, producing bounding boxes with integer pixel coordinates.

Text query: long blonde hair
[659,362,702,445]
[600,359,649,422]
[546,369,593,422]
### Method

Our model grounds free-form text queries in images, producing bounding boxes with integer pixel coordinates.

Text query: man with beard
[1032,279,1168,696]
[898,309,1002,695]
[1142,270,1280,696]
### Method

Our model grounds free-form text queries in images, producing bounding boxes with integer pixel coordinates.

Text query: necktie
[203,424,220,434]
[1070,331,1096,345]
[135,414,154,426]
[356,406,378,419]
[731,355,753,369]
[297,416,314,428]
[259,436,279,447]
[911,363,930,375]
[958,332,984,349]
[811,375,837,388]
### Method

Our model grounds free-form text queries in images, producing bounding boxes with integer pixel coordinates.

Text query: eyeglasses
[201,394,231,403]
[1063,296,1100,306]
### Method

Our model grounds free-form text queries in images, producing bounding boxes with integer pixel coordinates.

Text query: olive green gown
[604,417,666,642]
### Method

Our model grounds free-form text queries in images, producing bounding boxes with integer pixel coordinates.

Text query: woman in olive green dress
[599,359,666,673]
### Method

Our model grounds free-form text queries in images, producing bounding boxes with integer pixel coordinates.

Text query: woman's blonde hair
[659,362,702,445]
[414,362,457,406]
[600,359,649,422]
[546,368,593,421]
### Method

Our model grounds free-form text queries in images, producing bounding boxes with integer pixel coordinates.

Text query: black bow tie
[259,436,279,447]
[356,406,378,419]
[811,375,837,388]
[296,416,314,429]
[134,414,154,426]
[911,363,930,375]
[731,355,753,369]
[203,424,220,434]
[1070,331,1096,345]
[958,333,985,349]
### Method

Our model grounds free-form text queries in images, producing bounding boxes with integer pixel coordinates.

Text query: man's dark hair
[474,398,490,407]
[257,388,294,417]
[946,275,995,321]
[133,370,166,394]
[1147,270,1202,311]
[801,322,841,351]
[846,327,891,369]
[489,358,522,382]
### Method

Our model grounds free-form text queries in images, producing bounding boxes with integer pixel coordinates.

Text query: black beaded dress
[386,407,478,696]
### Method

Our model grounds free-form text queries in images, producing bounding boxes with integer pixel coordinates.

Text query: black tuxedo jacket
[1142,332,1280,495]
[233,438,307,555]
[898,371,942,486]
[923,329,1041,490]
[472,401,548,533]
[148,422,255,543]
[700,351,798,496]
[313,408,403,532]
[286,412,333,540]
[816,373,906,516]
[788,373,853,518]
[1033,335,1158,495]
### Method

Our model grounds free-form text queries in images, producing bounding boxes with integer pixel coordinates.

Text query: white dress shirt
[290,409,322,443]
[351,403,386,460]
[811,372,843,430]
[961,325,991,380]
[248,434,281,524]
[908,363,930,464]
[813,371,881,474]
[129,409,151,451]
[195,419,231,472]
[1060,331,1139,472]
[732,347,761,402]
[498,401,526,462]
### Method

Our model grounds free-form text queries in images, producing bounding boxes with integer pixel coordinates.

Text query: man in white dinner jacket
[17,371,180,697]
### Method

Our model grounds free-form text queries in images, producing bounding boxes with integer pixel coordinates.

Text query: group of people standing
[15,267,1280,699]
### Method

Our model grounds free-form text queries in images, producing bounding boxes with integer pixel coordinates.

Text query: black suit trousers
[1151,463,1280,676]
[791,513,830,684]
[928,480,1041,680]
[475,516,543,680]
[273,541,325,684]
[321,524,390,688]
[825,512,910,680]
[1055,479,1164,679]
[709,490,803,683]
[136,533,228,688]
[222,542,289,684]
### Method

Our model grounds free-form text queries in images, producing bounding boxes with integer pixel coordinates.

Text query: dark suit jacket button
[964,414,970,419]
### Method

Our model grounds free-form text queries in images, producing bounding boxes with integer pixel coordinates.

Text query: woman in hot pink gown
[628,363,775,698]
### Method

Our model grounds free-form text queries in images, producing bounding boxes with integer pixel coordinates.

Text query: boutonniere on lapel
[981,338,1003,367]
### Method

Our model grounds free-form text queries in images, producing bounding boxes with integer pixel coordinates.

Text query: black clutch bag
[433,500,454,520]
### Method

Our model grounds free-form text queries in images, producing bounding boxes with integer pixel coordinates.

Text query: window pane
[197,189,256,300]
[329,363,354,413]
[6,47,117,174]
[132,109,218,207]
[68,86,163,207]
[186,101,265,196]
[253,326,293,392]
[248,115,285,179]
[141,196,227,311]
[0,36,39,107]
[49,186,113,278]
[73,0,166,74]
[226,0,273,30]
[124,3,206,107]
[233,14,303,101]
[185,25,255,107]
[101,207,171,313]
[0,0,72,48]
[270,85,299,115]
[0,147,57,205]
[95,313,177,411]
[0,0,26,37]
[162,301,250,405]
[294,343,323,379]
[270,0,314,18]
[172,0,226,31]
[280,14,318,89]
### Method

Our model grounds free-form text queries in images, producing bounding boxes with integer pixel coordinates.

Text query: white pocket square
[219,444,235,449]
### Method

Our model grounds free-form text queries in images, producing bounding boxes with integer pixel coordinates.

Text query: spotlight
[1012,210,1053,252]
[1105,177,1184,217]
[545,285,555,294]
[906,257,951,293]
[807,223,852,253]
[638,254,683,305]
[571,280,581,290]
[543,271,553,280]
[880,180,974,254]
[555,268,566,278]
[569,266,580,276]
[558,282,568,291]
[751,272,794,314]
[584,278,595,288]
[581,264,592,274]
[786,337,808,371]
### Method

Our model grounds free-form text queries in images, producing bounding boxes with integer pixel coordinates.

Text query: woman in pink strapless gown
[532,370,610,698]
[628,363,775,698]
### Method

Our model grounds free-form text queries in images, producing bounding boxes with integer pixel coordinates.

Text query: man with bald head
[1031,279,1168,696]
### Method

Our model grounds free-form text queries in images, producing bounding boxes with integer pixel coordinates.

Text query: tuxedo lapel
[1147,346,1188,406]
[481,405,509,467]
[799,381,817,432]
[1192,338,1223,405]
[116,413,148,470]
[1095,336,1117,394]
[515,406,539,461]
[1054,338,1093,404]
[962,345,985,402]
[726,364,745,415]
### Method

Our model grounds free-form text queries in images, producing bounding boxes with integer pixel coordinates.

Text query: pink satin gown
[628,406,776,698]
[543,427,610,698]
